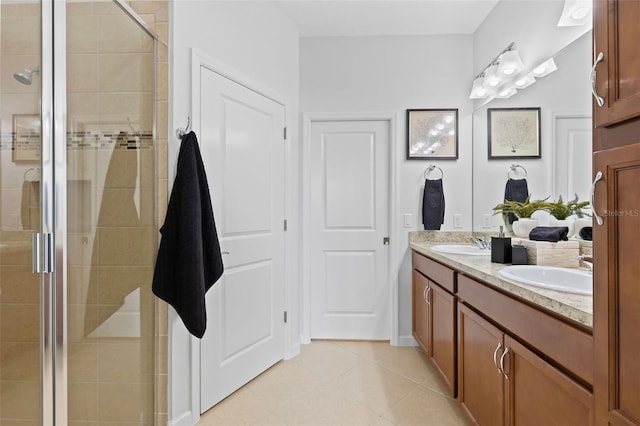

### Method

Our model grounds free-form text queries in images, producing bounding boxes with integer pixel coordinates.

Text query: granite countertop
[410,232,593,328]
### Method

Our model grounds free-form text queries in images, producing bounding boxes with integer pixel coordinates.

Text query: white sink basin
[431,244,491,256]
[499,265,592,295]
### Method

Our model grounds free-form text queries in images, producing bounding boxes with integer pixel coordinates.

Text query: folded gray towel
[529,226,569,242]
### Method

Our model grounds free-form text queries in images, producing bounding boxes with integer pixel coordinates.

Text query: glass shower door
[1,1,156,424]
[65,1,156,424]
[0,0,44,423]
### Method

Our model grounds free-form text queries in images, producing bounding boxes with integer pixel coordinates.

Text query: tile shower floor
[198,340,467,425]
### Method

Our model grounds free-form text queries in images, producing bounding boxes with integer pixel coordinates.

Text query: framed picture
[12,114,40,162]
[407,109,458,160]
[488,107,541,159]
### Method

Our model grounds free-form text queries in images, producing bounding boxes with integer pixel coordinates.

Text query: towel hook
[508,164,527,179]
[424,164,443,180]
[23,167,41,182]
[176,116,191,139]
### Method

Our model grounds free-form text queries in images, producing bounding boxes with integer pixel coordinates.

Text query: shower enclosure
[0,1,157,424]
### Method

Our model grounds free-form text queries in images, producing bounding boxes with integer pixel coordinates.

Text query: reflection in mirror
[472,30,592,232]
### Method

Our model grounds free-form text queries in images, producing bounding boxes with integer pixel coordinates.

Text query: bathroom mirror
[471,2,592,232]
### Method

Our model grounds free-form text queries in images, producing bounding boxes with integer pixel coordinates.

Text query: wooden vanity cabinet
[457,303,504,425]
[412,250,595,425]
[412,271,430,351]
[458,303,593,426]
[412,252,456,397]
[593,1,640,425]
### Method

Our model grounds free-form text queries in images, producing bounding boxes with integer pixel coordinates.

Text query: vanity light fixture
[532,58,558,78]
[557,0,592,26]
[468,42,524,99]
[496,87,517,99]
[498,50,525,76]
[514,74,536,89]
[469,44,559,100]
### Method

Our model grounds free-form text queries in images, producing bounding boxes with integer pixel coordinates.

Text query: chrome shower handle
[591,171,604,225]
[590,52,605,107]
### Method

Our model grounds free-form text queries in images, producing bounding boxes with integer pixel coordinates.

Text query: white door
[554,116,592,202]
[309,120,390,339]
[198,67,286,412]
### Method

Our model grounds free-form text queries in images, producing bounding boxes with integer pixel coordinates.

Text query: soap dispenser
[491,226,512,263]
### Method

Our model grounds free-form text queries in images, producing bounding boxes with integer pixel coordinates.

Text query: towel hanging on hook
[507,164,527,179]
[424,164,443,180]
[422,164,445,230]
[23,167,41,182]
[176,116,191,139]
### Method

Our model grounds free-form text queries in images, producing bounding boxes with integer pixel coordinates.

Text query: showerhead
[13,66,40,85]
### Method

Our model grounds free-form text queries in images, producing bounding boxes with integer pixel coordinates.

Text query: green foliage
[492,196,548,219]
[543,194,591,220]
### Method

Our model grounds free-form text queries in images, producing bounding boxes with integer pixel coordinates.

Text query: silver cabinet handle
[500,347,510,380]
[590,52,605,107]
[423,286,427,302]
[591,170,604,225]
[493,342,503,374]
[426,286,432,305]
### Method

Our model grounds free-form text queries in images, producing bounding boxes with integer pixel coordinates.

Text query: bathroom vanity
[411,234,593,426]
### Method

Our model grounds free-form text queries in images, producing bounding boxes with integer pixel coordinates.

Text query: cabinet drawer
[412,251,455,293]
[457,274,593,387]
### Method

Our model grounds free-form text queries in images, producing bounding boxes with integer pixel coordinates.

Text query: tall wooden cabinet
[593,1,640,425]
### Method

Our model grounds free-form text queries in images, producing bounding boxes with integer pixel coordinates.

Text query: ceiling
[271,0,500,37]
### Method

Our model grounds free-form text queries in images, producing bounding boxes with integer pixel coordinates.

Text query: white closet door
[309,120,390,340]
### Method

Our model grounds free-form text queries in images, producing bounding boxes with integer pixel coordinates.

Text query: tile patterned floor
[198,340,467,425]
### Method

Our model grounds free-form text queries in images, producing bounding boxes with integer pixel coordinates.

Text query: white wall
[300,35,474,344]
[170,2,299,424]
[472,31,592,230]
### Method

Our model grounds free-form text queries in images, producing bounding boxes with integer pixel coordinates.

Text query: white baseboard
[168,410,197,426]
[396,335,418,347]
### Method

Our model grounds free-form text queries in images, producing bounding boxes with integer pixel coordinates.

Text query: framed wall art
[488,107,541,159]
[12,114,40,162]
[407,108,458,160]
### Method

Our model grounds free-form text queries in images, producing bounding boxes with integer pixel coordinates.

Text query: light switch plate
[453,213,462,228]
[403,213,413,228]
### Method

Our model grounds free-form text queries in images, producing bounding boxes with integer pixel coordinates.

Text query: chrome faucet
[576,255,593,274]
[470,236,490,250]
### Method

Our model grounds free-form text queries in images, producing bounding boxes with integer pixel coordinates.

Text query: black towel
[422,178,445,230]
[504,178,529,225]
[152,131,224,338]
[528,226,569,242]
[579,226,593,241]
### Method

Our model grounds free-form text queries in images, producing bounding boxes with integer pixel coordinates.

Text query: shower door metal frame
[35,1,158,424]
[38,0,57,424]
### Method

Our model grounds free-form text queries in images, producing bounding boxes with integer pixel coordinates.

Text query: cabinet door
[504,336,593,426]
[458,303,505,426]
[593,0,640,129]
[430,282,456,397]
[412,271,430,353]
[594,145,640,426]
